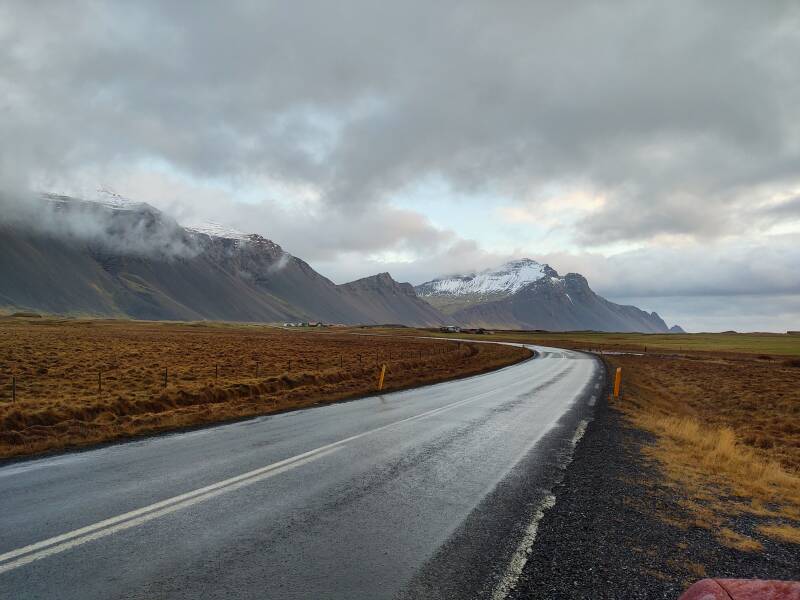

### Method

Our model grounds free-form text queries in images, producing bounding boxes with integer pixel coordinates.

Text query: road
[0,344,601,600]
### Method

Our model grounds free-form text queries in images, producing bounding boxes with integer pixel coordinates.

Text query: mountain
[416,259,679,333]
[339,273,446,326]
[0,193,446,326]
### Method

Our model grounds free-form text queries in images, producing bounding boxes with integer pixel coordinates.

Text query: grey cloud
[0,190,199,259]
[608,295,800,333]
[759,196,800,219]
[539,238,800,299]
[145,190,457,264]
[4,0,800,226]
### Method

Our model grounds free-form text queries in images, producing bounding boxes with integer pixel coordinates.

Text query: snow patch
[419,259,549,297]
[74,187,151,211]
[184,221,251,241]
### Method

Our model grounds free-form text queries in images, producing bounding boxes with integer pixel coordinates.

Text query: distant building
[440,325,461,333]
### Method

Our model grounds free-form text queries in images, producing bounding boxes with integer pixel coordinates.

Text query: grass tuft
[757,523,800,545]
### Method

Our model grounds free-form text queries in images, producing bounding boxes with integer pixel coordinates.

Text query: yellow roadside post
[378,364,387,391]
[612,367,622,399]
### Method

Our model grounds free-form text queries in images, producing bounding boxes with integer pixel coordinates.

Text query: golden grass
[607,352,800,548]
[0,318,531,458]
[757,523,800,545]
[718,528,764,552]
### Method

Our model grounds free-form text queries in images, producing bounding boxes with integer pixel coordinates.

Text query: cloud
[609,295,800,334]
[4,1,800,213]
[538,237,800,299]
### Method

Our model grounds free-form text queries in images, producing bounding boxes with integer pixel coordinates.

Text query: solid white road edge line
[490,418,590,600]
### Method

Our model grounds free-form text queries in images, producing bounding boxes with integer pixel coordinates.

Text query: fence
[1,340,479,403]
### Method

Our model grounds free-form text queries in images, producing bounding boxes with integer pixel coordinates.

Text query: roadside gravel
[508,382,800,599]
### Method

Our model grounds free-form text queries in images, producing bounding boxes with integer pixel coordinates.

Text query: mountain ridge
[0,194,446,326]
[416,260,680,333]
[1,194,680,331]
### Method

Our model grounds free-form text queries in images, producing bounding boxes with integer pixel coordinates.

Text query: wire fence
[1,341,479,403]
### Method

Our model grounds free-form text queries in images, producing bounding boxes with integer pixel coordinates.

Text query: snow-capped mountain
[5,193,680,331]
[416,259,681,333]
[416,259,555,298]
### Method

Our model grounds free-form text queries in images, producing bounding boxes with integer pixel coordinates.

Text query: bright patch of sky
[388,176,579,257]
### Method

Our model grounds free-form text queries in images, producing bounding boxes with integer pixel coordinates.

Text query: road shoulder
[509,382,800,599]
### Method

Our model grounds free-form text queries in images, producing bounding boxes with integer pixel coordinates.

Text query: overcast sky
[2,1,799,331]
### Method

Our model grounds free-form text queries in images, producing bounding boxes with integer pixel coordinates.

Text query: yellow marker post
[613,367,622,398]
[378,364,387,391]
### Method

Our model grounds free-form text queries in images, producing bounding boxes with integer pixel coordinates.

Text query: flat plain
[0,317,530,459]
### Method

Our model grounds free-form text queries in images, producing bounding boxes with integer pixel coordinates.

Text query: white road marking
[593,382,600,390]
[489,494,556,600]
[0,448,338,574]
[491,419,590,599]
[0,380,533,573]
[588,395,596,407]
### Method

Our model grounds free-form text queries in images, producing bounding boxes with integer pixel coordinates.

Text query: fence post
[256,362,260,378]
[378,364,386,391]
[215,364,219,382]
[11,376,15,402]
[164,367,168,388]
[98,370,102,394]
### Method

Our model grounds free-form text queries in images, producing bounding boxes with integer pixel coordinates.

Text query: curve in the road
[0,343,603,600]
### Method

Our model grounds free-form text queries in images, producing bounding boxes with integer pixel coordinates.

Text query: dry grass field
[0,317,531,459]
[607,352,800,549]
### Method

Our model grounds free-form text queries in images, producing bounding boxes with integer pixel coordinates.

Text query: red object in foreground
[679,579,800,600]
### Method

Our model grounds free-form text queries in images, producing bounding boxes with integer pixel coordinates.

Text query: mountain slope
[0,195,446,326]
[416,259,677,333]
[339,273,447,326]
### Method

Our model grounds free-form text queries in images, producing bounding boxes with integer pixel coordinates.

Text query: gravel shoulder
[509,378,800,600]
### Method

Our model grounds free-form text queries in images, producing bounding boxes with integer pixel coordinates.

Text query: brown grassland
[0,317,531,459]
[607,353,800,550]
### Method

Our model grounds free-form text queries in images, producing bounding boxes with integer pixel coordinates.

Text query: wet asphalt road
[0,344,600,600]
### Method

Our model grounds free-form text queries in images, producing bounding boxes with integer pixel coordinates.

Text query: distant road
[0,344,601,600]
